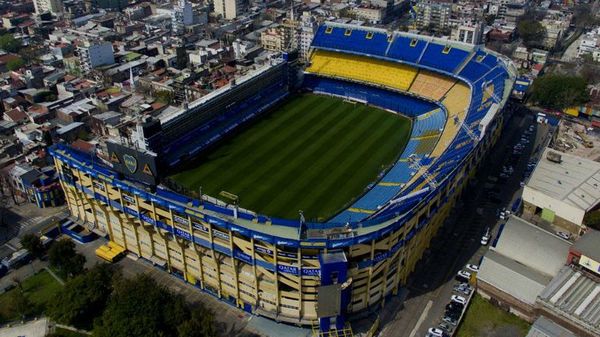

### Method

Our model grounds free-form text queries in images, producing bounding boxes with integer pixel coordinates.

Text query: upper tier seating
[419,44,470,74]
[311,25,390,56]
[441,83,471,116]
[458,50,499,83]
[307,50,418,92]
[409,71,456,101]
[386,35,428,63]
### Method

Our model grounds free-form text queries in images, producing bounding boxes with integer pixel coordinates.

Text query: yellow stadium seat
[306,50,417,92]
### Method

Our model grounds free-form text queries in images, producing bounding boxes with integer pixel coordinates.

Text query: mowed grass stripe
[223,98,349,197]
[239,101,366,209]
[260,105,393,218]
[178,95,328,185]
[251,104,373,217]
[170,94,411,219]
[301,110,409,219]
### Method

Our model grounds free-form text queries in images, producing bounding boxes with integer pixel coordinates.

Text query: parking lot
[378,105,554,337]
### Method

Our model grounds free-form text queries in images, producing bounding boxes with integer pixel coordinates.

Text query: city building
[33,0,64,15]
[352,5,386,24]
[476,216,571,321]
[451,22,484,45]
[415,1,452,32]
[299,12,317,61]
[171,0,194,36]
[522,148,600,237]
[213,0,247,20]
[77,40,115,73]
[261,25,295,52]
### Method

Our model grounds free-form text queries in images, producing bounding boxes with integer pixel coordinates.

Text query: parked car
[481,234,490,245]
[442,316,458,326]
[466,264,479,273]
[556,231,571,240]
[438,322,452,333]
[456,270,471,282]
[453,282,472,294]
[451,295,467,305]
[427,328,445,337]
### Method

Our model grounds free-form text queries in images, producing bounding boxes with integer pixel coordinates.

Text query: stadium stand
[412,108,445,137]
[307,50,418,92]
[419,43,470,73]
[386,35,428,64]
[311,25,390,56]
[303,75,437,117]
[408,70,455,101]
[441,83,471,116]
[458,50,496,82]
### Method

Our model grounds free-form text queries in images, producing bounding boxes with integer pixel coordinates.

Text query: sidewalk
[0,259,47,293]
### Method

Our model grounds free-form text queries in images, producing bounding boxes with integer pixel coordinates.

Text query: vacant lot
[457,294,531,337]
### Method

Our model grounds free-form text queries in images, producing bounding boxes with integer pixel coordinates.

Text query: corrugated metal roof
[526,316,578,337]
[572,230,600,263]
[526,148,600,212]
[538,266,600,336]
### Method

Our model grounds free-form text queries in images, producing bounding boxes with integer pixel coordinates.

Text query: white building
[77,40,114,73]
[451,22,483,45]
[578,28,600,62]
[33,0,63,15]
[522,148,600,236]
[171,0,194,36]
[213,0,247,20]
[299,12,317,61]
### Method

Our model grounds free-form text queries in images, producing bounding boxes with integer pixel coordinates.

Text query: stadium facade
[50,23,516,331]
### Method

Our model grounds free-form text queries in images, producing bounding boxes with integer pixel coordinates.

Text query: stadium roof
[478,249,553,305]
[526,148,600,212]
[526,316,578,337]
[493,216,571,276]
[537,266,600,336]
[571,229,600,262]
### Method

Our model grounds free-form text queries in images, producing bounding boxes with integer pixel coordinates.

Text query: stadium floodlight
[407,154,437,190]
[459,120,479,143]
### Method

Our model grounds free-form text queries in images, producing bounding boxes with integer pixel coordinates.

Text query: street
[378,105,553,337]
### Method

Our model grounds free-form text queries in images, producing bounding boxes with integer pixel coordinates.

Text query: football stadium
[50,23,517,332]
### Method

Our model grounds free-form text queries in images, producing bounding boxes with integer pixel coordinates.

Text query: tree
[177,306,216,337]
[530,74,590,110]
[573,4,599,29]
[8,289,32,319]
[0,34,20,53]
[48,239,86,278]
[20,233,45,258]
[6,57,24,71]
[518,19,546,49]
[94,274,215,337]
[48,264,120,329]
[154,90,173,104]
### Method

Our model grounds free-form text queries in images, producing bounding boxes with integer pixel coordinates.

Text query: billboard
[106,142,162,186]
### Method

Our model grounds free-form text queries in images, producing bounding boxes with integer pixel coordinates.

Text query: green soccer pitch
[170,94,412,221]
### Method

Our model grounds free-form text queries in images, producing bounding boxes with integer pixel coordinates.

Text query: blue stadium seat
[303,75,437,117]
[419,44,470,74]
[386,36,427,63]
[312,25,390,57]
